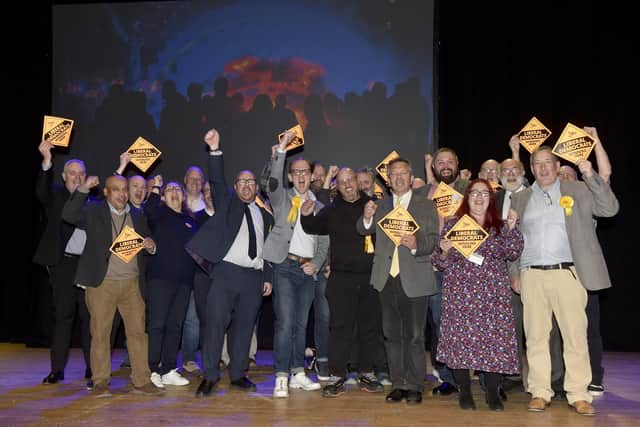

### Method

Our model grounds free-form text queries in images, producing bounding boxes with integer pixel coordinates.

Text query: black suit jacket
[186,153,274,284]
[62,190,152,288]
[32,168,75,267]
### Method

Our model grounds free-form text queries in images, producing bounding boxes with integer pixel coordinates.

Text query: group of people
[33,124,618,416]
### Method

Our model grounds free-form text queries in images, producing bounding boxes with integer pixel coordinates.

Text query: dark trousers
[326,271,385,377]
[193,269,211,346]
[380,275,428,392]
[146,278,192,374]
[49,254,91,373]
[202,261,263,382]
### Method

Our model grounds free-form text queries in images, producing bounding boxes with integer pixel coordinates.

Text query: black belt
[529,262,574,271]
[287,253,311,265]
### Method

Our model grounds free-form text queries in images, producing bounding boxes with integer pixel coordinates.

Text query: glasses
[501,167,521,175]
[543,191,552,206]
[164,186,183,193]
[236,178,257,186]
[469,190,491,198]
[290,169,311,177]
[481,168,498,173]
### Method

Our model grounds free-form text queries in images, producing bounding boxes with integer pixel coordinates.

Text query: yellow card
[377,205,420,246]
[445,214,489,258]
[431,181,464,218]
[376,150,400,183]
[127,137,162,172]
[489,181,502,191]
[518,116,551,153]
[255,195,272,215]
[278,124,304,151]
[42,115,74,147]
[109,225,145,263]
[374,183,385,199]
[552,123,596,165]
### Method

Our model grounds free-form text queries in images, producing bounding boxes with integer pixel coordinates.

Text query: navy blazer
[185,153,274,284]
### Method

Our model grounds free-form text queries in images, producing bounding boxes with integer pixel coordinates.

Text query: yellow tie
[287,195,302,224]
[390,246,400,277]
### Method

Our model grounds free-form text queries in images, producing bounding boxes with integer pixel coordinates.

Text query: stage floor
[0,343,638,426]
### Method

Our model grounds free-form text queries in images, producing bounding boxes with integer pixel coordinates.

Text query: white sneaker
[432,368,442,383]
[161,369,189,386]
[289,372,321,391]
[273,376,289,398]
[150,372,165,388]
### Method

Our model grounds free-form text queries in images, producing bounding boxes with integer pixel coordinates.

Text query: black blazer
[62,190,152,288]
[32,168,75,267]
[186,153,274,284]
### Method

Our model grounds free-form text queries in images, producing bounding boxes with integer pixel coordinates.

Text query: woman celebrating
[432,178,523,411]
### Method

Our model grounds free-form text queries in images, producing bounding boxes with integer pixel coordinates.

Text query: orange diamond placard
[552,123,595,165]
[42,115,74,147]
[127,137,162,172]
[374,183,385,199]
[445,214,489,258]
[278,124,304,151]
[376,150,400,183]
[109,225,145,263]
[518,116,551,153]
[431,181,464,218]
[377,205,420,246]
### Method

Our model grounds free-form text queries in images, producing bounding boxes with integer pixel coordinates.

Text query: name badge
[467,252,484,266]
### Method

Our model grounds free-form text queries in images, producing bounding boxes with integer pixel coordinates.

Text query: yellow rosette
[364,235,375,254]
[287,195,302,223]
[559,195,574,216]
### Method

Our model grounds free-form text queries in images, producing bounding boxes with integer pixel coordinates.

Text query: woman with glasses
[432,178,524,411]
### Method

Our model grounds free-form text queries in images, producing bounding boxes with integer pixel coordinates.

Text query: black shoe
[499,387,508,401]
[552,389,567,401]
[432,381,458,396]
[458,390,476,410]
[86,379,94,390]
[195,378,219,397]
[230,377,256,391]
[358,374,384,393]
[385,388,407,403]
[43,371,64,384]
[84,368,92,379]
[322,378,346,398]
[501,377,523,392]
[486,390,504,411]
[406,390,423,405]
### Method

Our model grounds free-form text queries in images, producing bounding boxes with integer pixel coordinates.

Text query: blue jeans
[313,275,330,361]
[273,259,317,374]
[430,271,455,385]
[181,291,200,364]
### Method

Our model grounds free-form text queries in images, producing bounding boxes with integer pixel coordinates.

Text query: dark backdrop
[4,1,638,352]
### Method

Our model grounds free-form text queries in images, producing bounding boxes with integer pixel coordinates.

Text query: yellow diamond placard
[127,137,162,172]
[376,150,400,183]
[109,225,145,263]
[42,115,74,147]
[552,123,596,165]
[445,214,489,258]
[278,124,304,151]
[517,116,552,153]
[377,205,420,246]
[374,183,385,199]
[431,181,464,218]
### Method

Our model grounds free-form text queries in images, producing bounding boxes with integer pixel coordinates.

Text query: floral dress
[432,219,524,374]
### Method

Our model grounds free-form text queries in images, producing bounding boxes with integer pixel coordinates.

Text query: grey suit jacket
[262,150,329,268]
[510,174,619,291]
[357,191,439,298]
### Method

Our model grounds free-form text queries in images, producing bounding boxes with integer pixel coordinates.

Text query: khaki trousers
[86,277,150,387]
[521,266,592,404]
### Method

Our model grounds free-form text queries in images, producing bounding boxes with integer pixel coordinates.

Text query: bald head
[336,168,359,202]
[104,175,129,211]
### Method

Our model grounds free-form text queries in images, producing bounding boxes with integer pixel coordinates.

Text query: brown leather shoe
[570,400,596,416]
[528,397,551,412]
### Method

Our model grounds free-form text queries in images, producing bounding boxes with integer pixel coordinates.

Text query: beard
[500,175,523,192]
[433,167,458,185]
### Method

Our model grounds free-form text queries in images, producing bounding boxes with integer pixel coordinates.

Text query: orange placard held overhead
[431,181,464,218]
[376,150,400,184]
[445,214,489,258]
[517,116,551,153]
[42,115,74,147]
[127,137,162,172]
[278,124,304,151]
[552,123,596,164]
[377,206,420,246]
[109,225,145,263]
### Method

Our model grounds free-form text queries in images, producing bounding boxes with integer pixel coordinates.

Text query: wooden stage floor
[0,343,639,426]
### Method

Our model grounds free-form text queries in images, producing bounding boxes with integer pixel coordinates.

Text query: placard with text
[109,225,145,263]
[445,214,489,258]
[375,150,400,183]
[551,123,595,164]
[518,116,551,153]
[127,137,162,172]
[377,206,420,246]
[278,124,305,151]
[42,115,74,147]
[431,181,464,218]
